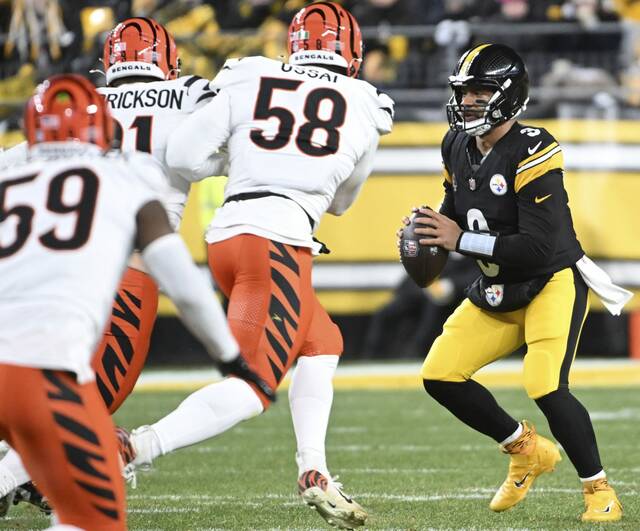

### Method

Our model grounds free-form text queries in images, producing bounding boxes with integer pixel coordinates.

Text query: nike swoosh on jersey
[528,141,543,155]
[535,194,552,204]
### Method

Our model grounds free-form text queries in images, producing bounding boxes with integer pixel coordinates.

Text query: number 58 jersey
[0,145,166,382]
[167,57,394,249]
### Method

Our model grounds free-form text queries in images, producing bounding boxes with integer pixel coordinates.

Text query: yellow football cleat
[581,478,622,522]
[489,421,561,512]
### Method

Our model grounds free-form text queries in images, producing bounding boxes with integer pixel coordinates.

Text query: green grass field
[2,386,639,530]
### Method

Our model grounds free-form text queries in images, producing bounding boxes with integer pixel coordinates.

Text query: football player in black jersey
[410,44,622,522]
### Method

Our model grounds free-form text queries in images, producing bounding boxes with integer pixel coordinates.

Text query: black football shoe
[12,482,52,515]
[0,490,15,517]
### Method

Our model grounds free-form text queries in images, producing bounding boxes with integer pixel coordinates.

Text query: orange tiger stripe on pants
[0,365,126,530]
[92,266,158,414]
[208,235,343,408]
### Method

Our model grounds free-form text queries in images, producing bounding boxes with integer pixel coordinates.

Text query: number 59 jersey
[0,145,166,382]
[98,75,214,228]
[167,57,394,249]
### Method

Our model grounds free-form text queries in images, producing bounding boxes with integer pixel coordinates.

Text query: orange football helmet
[24,74,113,149]
[103,17,180,85]
[288,1,363,77]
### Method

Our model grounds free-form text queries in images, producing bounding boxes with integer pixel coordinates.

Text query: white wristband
[458,231,496,258]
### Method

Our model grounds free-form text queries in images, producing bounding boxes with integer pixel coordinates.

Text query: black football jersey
[439,122,584,283]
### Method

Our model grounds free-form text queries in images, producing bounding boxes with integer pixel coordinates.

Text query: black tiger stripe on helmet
[288,1,363,78]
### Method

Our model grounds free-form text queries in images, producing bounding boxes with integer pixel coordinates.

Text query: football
[399,208,449,288]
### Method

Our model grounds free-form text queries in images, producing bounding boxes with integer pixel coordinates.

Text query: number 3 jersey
[0,145,166,382]
[440,122,584,283]
[166,56,394,250]
[98,75,215,228]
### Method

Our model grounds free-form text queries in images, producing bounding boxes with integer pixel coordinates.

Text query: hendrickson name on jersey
[281,63,338,83]
[103,88,185,110]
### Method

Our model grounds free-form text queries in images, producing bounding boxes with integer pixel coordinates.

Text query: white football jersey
[0,143,166,382]
[98,75,216,228]
[0,142,28,171]
[166,56,394,250]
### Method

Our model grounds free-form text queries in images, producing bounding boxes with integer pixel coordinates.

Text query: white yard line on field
[134,358,640,392]
[129,486,640,507]
[339,467,461,474]
[589,408,640,420]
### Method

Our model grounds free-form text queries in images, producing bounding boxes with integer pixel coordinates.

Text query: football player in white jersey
[0,17,218,421]
[0,18,231,515]
[0,75,270,531]
[120,3,394,528]
[94,16,220,416]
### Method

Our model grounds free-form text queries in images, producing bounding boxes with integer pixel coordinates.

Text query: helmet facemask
[446,77,528,137]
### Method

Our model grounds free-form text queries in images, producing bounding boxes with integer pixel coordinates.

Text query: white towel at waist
[576,255,633,316]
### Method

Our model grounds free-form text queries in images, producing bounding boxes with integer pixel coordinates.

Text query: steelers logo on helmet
[446,44,529,137]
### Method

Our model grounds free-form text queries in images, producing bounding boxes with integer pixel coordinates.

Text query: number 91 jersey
[98,75,215,228]
[0,147,166,382]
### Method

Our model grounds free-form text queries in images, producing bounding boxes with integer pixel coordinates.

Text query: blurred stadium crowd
[3,0,640,127]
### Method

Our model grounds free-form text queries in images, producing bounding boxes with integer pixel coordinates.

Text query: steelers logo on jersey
[489,174,508,196]
[484,284,504,307]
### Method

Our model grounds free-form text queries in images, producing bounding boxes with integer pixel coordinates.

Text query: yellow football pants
[421,267,590,399]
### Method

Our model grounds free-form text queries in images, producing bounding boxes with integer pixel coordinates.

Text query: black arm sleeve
[438,130,456,218]
[439,180,456,218]
[492,171,564,267]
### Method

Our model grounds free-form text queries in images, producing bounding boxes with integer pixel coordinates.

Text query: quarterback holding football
[406,43,631,522]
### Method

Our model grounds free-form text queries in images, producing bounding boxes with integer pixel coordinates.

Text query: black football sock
[423,379,519,442]
[535,388,603,478]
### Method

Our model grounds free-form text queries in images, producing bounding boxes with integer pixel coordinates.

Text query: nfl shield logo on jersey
[489,174,507,196]
[402,239,418,258]
[484,284,504,307]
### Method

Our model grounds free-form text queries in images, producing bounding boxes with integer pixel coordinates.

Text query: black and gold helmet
[446,43,529,136]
